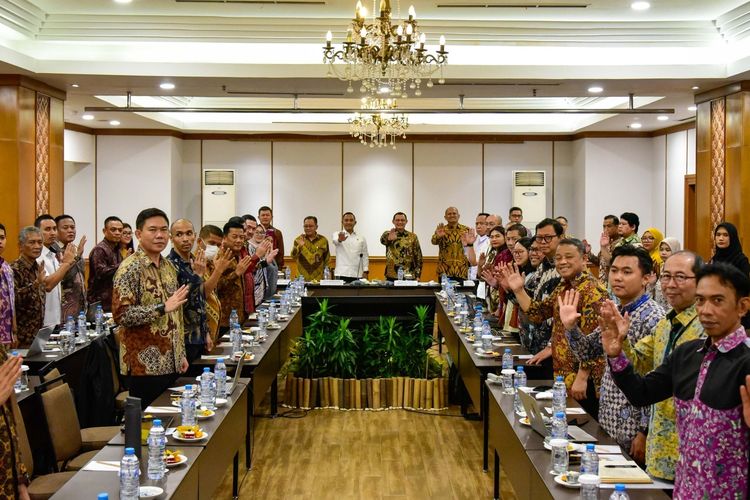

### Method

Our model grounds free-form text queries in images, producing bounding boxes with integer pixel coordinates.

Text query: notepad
[544,407,587,415]
[598,460,653,484]
[144,406,181,414]
[82,460,120,472]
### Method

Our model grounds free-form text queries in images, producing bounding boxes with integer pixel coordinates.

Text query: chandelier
[322,0,448,99]
[350,97,409,148]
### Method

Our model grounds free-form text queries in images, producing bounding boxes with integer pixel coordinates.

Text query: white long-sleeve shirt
[468,234,490,280]
[37,245,61,326]
[331,230,369,278]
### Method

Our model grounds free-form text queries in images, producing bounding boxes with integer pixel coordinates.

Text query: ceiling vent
[176,0,325,4]
[437,2,589,8]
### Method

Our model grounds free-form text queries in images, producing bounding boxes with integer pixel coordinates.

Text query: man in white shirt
[34,214,76,327]
[332,212,369,282]
[468,212,490,280]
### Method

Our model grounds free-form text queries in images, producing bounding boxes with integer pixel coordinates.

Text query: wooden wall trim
[64,122,95,135]
[695,81,750,105]
[650,120,696,137]
[0,75,66,101]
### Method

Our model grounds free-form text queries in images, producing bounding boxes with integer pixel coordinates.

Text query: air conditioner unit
[512,170,546,228]
[202,169,236,228]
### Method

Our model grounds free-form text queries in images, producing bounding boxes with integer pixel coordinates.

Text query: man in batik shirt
[113,208,189,408]
[0,224,15,346]
[431,207,470,281]
[87,216,124,312]
[503,238,608,418]
[11,227,45,348]
[381,212,422,281]
[197,224,230,348]
[291,216,330,281]
[0,348,29,498]
[56,214,87,321]
[617,251,705,481]
[606,262,750,500]
[566,245,664,460]
[614,212,641,248]
[588,214,621,284]
[168,219,211,365]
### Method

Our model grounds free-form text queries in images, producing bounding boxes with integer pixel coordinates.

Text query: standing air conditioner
[512,170,546,228]
[202,169,236,227]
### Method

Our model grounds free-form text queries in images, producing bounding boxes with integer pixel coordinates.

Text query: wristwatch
[156,303,166,315]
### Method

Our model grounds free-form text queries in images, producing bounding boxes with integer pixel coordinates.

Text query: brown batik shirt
[11,256,44,349]
[0,346,28,499]
[113,249,185,376]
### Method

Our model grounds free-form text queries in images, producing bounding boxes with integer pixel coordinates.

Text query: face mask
[204,244,219,260]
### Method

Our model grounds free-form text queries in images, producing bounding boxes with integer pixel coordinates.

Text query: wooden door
[684,174,697,252]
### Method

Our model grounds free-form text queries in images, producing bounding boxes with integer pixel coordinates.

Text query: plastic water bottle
[323,267,331,280]
[77,311,87,338]
[231,322,242,355]
[95,304,104,335]
[581,443,599,475]
[147,419,166,480]
[215,358,227,397]
[579,474,600,499]
[229,309,239,329]
[552,411,568,440]
[513,366,527,413]
[11,351,22,392]
[609,484,630,500]
[481,321,493,350]
[65,315,75,336]
[200,367,216,410]
[119,447,140,500]
[97,493,110,500]
[397,267,405,281]
[181,385,196,426]
[553,375,567,414]
[285,267,291,280]
[502,348,513,370]
[473,313,483,338]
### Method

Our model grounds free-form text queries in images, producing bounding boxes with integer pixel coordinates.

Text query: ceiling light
[657,115,669,121]
[114,0,133,4]
[81,114,94,121]
[71,84,79,88]
[631,1,650,11]
[691,86,699,90]
[159,82,175,90]
[109,120,121,126]
[688,105,697,112]
[587,86,603,93]
[629,123,642,129]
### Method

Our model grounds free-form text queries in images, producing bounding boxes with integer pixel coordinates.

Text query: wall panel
[342,143,412,257]
[665,131,688,242]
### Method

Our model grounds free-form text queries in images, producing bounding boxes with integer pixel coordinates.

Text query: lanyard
[663,315,698,359]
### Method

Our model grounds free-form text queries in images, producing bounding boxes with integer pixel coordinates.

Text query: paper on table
[201,354,225,360]
[144,406,181,414]
[595,445,623,454]
[82,460,120,472]
[544,407,587,415]
[514,354,534,359]
[277,279,290,286]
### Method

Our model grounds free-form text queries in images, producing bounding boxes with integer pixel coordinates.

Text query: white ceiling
[1,0,749,134]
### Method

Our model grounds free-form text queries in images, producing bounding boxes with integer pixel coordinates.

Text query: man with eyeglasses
[468,213,490,281]
[615,212,641,248]
[601,251,705,482]
[588,214,621,284]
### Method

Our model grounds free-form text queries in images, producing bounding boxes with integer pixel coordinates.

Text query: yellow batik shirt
[431,223,470,280]
[380,230,423,280]
[622,304,705,481]
[291,234,330,281]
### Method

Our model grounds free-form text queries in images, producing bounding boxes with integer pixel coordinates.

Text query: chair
[40,366,63,388]
[10,396,76,500]
[105,331,129,411]
[36,378,118,471]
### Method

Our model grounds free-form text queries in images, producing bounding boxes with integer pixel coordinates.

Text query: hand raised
[435,223,446,238]
[557,289,581,330]
[255,240,271,258]
[266,247,279,264]
[191,248,207,276]
[214,247,232,274]
[36,262,46,284]
[338,231,348,242]
[600,231,610,248]
[481,268,498,288]
[387,228,397,241]
[165,285,190,313]
[478,252,487,269]
[499,261,525,292]
[599,300,627,357]
[739,375,750,427]
[235,255,254,276]
[77,235,87,257]
[0,355,22,406]
[61,242,76,264]
[295,235,305,247]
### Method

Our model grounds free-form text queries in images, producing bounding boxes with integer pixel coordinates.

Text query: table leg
[270,377,278,416]
[232,452,239,499]
[482,379,489,472]
[246,385,253,470]
[493,449,500,500]
[437,328,443,354]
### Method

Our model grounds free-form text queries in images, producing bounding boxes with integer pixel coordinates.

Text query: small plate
[518,416,531,426]
[197,409,215,419]
[195,375,232,382]
[172,430,209,442]
[277,314,290,321]
[476,350,500,358]
[553,474,581,488]
[233,352,255,361]
[215,398,228,407]
[139,486,164,499]
[459,326,473,333]
[266,323,281,330]
[171,400,200,408]
[543,441,581,453]
[165,453,188,468]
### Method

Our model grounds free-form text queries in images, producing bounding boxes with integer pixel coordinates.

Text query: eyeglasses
[534,235,557,243]
[641,235,655,241]
[529,248,544,254]
[511,250,526,256]
[659,273,695,285]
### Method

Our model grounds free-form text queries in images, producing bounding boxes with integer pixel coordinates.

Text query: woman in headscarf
[641,227,665,274]
[652,237,682,310]
[711,222,750,276]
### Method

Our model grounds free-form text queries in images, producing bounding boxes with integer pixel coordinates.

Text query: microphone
[357,252,364,280]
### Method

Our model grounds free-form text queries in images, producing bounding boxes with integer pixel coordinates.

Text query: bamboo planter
[284,374,449,411]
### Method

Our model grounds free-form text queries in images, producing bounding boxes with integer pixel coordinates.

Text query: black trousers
[129,373,177,409]
[335,275,359,283]
[578,378,600,421]
[185,343,204,365]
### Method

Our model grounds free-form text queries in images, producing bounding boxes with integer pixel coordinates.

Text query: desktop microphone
[357,253,364,279]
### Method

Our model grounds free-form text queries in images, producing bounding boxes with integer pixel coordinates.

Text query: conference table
[103,376,249,499]
[192,304,303,469]
[486,380,671,500]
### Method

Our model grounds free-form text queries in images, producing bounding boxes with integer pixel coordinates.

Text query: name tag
[320,279,345,286]
[394,280,419,286]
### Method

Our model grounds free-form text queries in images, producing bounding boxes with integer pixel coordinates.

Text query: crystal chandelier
[350,97,409,148]
[322,0,448,99]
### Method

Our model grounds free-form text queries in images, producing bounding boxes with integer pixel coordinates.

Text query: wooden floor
[215,402,517,499]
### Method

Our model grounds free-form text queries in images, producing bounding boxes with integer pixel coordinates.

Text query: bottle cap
[578,474,600,485]
[556,375,563,382]
[185,384,192,390]
[586,443,595,451]
[504,348,511,353]
[98,493,110,500]
[125,447,135,455]
[11,351,17,356]
[501,369,515,375]
[555,411,565,418]
[217,358,224,364]
[153,419,162,427]
[615,484,626,491]
[203,367,210,372]
[549,438,568,447]
[516,366,524,372]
